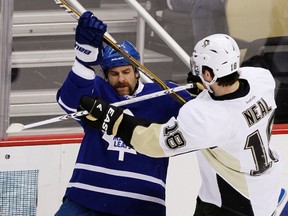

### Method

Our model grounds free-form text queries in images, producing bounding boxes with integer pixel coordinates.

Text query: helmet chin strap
[200,74,218,93]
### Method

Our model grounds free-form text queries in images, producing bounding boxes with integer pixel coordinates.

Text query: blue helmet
[100,41,140,76]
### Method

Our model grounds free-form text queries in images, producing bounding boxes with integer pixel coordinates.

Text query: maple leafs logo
[103,133,137,161]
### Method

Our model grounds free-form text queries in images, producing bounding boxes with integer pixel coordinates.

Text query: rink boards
[0,125,287,216]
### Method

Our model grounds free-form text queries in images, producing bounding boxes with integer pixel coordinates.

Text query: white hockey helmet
[191,34,240,81]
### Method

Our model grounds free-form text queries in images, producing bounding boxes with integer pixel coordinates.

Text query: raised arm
[57,11,107,113]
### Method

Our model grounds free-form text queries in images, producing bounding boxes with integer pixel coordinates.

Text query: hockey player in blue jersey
[55,11,193,216]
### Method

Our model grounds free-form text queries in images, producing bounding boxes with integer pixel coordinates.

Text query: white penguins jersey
[123,67,282,216]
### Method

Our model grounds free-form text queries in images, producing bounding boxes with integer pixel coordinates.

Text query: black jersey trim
[116,114,152,148]
[210,79,250,101]
[217,174,254,216]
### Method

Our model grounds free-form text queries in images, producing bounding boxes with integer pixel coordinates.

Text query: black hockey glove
[186,71,204,95]
[80,96,124,135]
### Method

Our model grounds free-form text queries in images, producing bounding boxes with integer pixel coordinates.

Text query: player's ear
[135,71,140,79]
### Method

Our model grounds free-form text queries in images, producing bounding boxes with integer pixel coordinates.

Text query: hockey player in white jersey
[80,34,282,216]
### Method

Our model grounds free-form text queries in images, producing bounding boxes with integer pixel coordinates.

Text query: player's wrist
[72,59,96,80]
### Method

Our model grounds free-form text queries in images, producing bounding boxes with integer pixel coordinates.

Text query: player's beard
[114,81,133,96]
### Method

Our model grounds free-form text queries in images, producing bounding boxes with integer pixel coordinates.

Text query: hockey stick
[6,83,196,133]
[53,0,187,105]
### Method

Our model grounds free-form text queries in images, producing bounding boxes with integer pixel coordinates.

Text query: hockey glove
[187,71,204,95]
[80,95,124,135]
[75,11,107,66]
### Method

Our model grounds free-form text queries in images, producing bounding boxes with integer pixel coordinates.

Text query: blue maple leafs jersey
[56,61,192,216]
